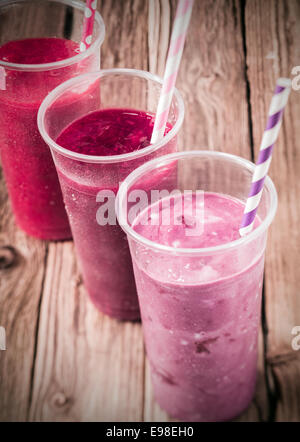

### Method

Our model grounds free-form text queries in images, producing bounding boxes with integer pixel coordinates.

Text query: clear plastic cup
[0,0,105,239]
[116,150,277,421]
[38,69,184,320]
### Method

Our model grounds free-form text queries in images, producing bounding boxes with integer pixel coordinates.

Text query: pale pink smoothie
[132,192,263,421]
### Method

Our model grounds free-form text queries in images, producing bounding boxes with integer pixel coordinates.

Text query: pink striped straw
[151,0,194,144]
[80,0,98,52]
[239,78,292,237]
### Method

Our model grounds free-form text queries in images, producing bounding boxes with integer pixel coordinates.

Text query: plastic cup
[116,150,277,421]
[38,69,184,320]
[0,0,105,239]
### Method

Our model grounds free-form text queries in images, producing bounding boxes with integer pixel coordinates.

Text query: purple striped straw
[239,78,292,237]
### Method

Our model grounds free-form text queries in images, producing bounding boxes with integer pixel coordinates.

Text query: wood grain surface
[245,0,300,421]
[0,0,299,422]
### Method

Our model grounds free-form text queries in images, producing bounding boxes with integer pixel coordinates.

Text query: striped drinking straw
[239,78,292,237]
[80,0,98,52]
[151,0,194,144]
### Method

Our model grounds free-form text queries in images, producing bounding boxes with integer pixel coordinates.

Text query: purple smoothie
[0,38,98,239]
[131,192,263,421]
[56,108,173,320]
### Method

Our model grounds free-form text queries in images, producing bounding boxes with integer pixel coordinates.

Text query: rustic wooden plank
[28,0,148,422]
[0,2,67,44]
[0,160,47,422]
[28,242,145,421]
[148,0,171,78]
[145,0,267,422]
[269,352,300,422]
[0,2,69,422]
[174,0,251,157]
[98,0,149,71]
[245,0,300,422]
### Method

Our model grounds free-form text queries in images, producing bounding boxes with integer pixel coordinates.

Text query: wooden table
[0,0,299,422]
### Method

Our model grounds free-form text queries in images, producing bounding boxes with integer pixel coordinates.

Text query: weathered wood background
[0,0,299,422]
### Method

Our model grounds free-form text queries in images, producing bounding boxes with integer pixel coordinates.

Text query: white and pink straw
[80,0,98,52]
[151,0,194,144]
[239,78,292,236]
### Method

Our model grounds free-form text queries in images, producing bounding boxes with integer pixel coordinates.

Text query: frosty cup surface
[38,69,184,320]
[0,0,105,239]
[116,151,277,420]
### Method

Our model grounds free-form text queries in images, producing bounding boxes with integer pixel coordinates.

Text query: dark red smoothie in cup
[55,108,173,320]
[0,38,98,239]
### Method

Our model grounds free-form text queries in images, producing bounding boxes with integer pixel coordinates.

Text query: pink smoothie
[56,108,173,320]
[131,192,263,421]
[0,38,96,239]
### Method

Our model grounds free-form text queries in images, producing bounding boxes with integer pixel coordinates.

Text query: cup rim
[116,150,278,256]
[37,68,185,163]
[0,0,105,72]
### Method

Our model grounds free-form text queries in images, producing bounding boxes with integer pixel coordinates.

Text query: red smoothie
[56,108,173,320]
[0,38,98,239]
[131,192,263,421]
